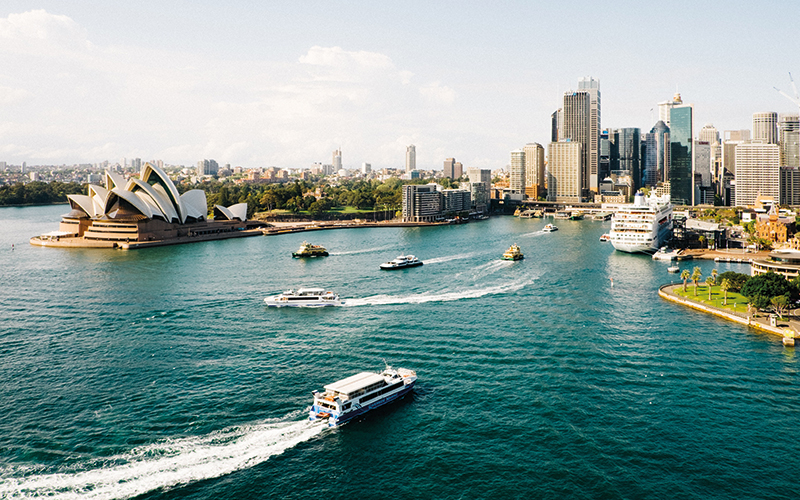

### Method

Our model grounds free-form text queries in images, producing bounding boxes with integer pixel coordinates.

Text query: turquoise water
[1,205,798,499]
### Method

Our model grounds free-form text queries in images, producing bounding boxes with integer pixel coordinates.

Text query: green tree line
[0,182,85,206]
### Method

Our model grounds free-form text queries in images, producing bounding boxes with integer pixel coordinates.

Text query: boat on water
[569,211,585,220]
[554,211,570,219]
[264,288,344,307]
[667,265,680,273]
[606,191,673,254]
[543,224,558,232]
[380,255,423,270]
[309,364,417,427]
[592,212,612,221]
[502,243,524,261]
[599,234,610,242]
[292,241,329,257]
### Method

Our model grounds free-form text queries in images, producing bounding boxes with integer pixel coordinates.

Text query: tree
[710,269,718,286]
[718,271,748,293]
[706,276,715,301]
[772,295,789,318]
[691,267,703,296]
[741,271,795,301]
[681,269,691,292]
[720,278,731,305]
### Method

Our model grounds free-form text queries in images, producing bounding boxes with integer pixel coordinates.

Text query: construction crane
[774,72,800,109]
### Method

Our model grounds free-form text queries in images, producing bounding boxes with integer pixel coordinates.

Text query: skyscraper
[406,145,416,172]
[467,168,491,213]
[752,112,778,144]
[547,141,582,203]
[523,142,545,199]
[562,91,590,197]
[509,149,526,193]
[699,123,720,145]
[550,109,562,143]
[669,104,693,205]
[332,149,342,171]
[657,92,683,127]
[616,128,641,191]
[735,141,780,207]
[644,121,670,187]
[779,113,800,167]
[577,77,601,191]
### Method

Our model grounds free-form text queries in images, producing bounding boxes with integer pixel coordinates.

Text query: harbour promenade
[659,283,799,339]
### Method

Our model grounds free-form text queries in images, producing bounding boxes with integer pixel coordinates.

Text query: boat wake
[423,251,478,264]
[519,230,547,238]
[329,245,394,256]
[0,418,326,500]
[345,279,532,307]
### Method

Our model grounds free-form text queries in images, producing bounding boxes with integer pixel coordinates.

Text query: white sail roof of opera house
[66,162,247,224]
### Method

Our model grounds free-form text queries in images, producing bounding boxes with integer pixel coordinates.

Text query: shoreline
[658,283,796,339]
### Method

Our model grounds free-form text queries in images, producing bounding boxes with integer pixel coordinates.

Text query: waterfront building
[406,145,416,173]
[562,90,590,194]
[669,104,694,205]
[467,168,491,213]
[755,204,795,244]
[441,189,471,214]
[32,163,249,248]
[509,149,525,193]
[644,121,670,187]
[779,113,800,167]
[547,141,582,203]
[578,77,601,191]
[753,112,778,144]
[751,250,800,279]
[734,141,780,207]
[523,143,545,200]
[402,184,442,222]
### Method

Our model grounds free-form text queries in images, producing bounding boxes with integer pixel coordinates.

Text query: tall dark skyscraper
[617,128,641,191]
[669,105,693,205]
[644,121,670,187]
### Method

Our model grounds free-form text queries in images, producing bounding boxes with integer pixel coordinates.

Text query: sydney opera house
[31,163,261,249]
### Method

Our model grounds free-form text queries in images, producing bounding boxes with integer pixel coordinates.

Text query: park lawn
[674,284,749,313]
[327,206,376,214]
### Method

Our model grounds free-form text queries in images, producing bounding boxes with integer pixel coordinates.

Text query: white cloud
[0,86,33,105]
[419,82,456,104]
[299,46,394,70]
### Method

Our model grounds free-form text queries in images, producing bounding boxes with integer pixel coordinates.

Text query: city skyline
[1,1,798,169]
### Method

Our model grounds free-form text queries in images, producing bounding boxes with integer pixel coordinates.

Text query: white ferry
[309,364,417,427]
[605,192,673,254]
[542,223,558,232]
[264,288,344,307]
[380,255,423,270]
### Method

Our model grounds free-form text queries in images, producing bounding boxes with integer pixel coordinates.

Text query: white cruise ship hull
[606,193,673,255]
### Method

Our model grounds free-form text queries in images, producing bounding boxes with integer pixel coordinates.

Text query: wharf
[260,219,458,235]
[659,283,797,340]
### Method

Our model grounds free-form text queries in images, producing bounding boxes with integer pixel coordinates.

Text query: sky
[1,0,798,170]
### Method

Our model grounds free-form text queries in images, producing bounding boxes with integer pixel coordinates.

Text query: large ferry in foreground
[264,288,343,307]
[309,364,417,427]
[605,192,673,254]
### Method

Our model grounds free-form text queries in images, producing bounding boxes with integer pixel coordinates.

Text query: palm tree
[706,276,715,301]
[720,278,731,306]
[681,269,691,292]
[711,269,718,286]
[691,266,702,296]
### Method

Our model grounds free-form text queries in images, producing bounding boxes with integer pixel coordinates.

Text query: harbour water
[1,205,799,499]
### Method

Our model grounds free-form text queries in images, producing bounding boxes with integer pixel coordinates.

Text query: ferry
[606,192,673,254]
[599,234,610,242]
[309,364,417,427]
[569,211,585,220]
[264,288,343,307]
[502,243,524,261]
[380,255,423,270]
[292,241,329,257]
[543,224,558,232]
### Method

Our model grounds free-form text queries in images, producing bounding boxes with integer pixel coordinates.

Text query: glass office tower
[669,105,693,205]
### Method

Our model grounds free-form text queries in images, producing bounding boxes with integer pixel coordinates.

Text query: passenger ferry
[501,243,524,261]
[605,192,673,254]
[380,255,423,270]
[264,288,343,307]
[542,224,558,232]
[309,364,417,427]
[292,241,329,257]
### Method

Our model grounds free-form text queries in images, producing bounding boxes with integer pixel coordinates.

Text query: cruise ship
[606,192,673,254]
[309,364,417,427]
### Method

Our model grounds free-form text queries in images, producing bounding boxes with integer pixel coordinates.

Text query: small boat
[380,255,423,270]
[569,211,585,220]
[667,265,680,273]
[292,241,329,257]
[309,363,417,427]
[502,243,524,261]
[513,207,522,217]
[542,224,558,232]
[599,234,610,242]
[264,288,344,307]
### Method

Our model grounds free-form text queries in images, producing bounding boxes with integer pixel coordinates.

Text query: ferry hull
[310,381,415,427]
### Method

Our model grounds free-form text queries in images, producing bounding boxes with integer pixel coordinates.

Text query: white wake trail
[345,279,531,307]
[0,419,326,500]
[329,245,395,256]
[423,251,478,264]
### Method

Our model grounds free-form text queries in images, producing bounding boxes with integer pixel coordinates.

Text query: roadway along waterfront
[1,204,799,499]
